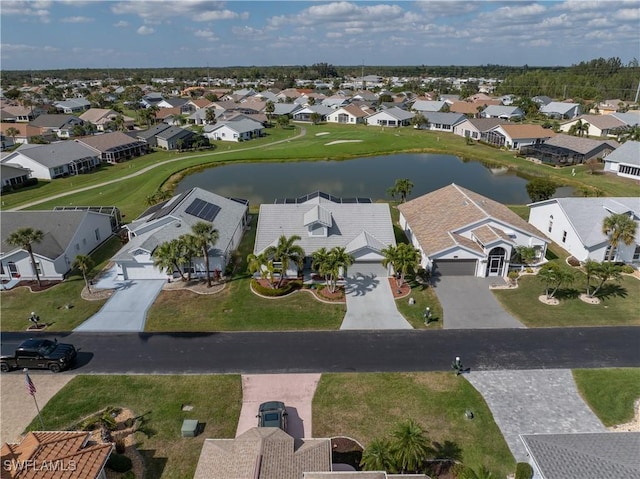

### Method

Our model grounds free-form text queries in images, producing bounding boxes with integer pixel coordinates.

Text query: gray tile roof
[207,118,264,135]
[136,124,172,140]
[254,195,396,256]
[541,102,580,115]
[1,210,97,259]
[5,141,98,168]
[530,197,640,247]
[604,141,640,166]
[193,427,332,479]
[465,117,512,131]
[423,112,467,125]
[412,100,446,112]
[113,187,247,261]
[521,432,640,479]
[482,105,524,118]
[611,112,640,127]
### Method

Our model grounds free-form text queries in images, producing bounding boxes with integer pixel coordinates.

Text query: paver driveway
[432,276,524,329]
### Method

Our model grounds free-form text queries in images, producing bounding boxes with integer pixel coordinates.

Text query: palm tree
[390,419,430,473]
[6,227,44,287]
[153,240,186,281]
[311,247,332,288]
[178,234,200,280]
[602,213,637,262]
[583,259,600,297]
[387,178,414,203]
[191,221,219,287]
[205,107,217,125]
[264,235,305,288]
[591,261,623,297]
[537,263,574,299]
[247,252,276,288]
[72,254,94,293]
[265,100,275,126]
[5,126,19,144]
[410,113,427,129]
[360,438,396,472]
[314,247,354,293]
[457,465,495,479]
[382,243,421,287]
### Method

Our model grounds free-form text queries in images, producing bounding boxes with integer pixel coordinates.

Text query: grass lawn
[493,274,640,327]
[25,375,242,479]
[313,372,515,476]
[396,282,444,329]
[573,368,640,426]
[0,236,123,331]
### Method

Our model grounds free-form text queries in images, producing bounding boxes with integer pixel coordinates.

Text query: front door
[487,247,506,277]
[489,257,503,276]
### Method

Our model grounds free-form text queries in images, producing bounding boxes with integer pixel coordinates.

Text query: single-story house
[113,187,248,280]
[559,114,626,138]
[1,163,32,191]
[520,134,619,166]
[79,108,135,131]
[325,104,369,124]
[398,183,548,277]
[76,131,149,163]
[448,101,488,116]
[292,105,333,122]
[366,106,414,127]
[204,118,265,142]
[419,112,467,132]
[1,431,114,479]
[520,432,640,479]
[155,126,196,150]
[1,122,54,144]
[53,97,91,114]
[254,191,397,278]
[481,105,525,120]
[136,123,173,147]
[485,124,555,150]
[1,141,101,179]
[453,118,512,140]
[528,197,639,264]
[271,103,304,117]
[540,102,582,119]
[0,105,42,123]
[29,114,85,139]
[1,209,117,281]
[412,100,447,113]
[603,141,640,180]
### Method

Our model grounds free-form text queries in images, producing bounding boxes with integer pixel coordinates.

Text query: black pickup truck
[0,338,77,373]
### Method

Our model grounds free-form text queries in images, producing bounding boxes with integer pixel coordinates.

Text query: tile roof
[465,117,512,131]
[603,141,640,166]
[543,134,619,155]
[564,114,624,130]
[76,131,145,152]
[499,124,555,140]
[193,427,332,479]
[1,431,112,479]
[4,141,98,168]
[397,183,546,256]
[29,114,80,128]
[520,432,640,479]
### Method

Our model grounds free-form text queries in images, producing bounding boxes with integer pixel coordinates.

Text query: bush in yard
[567,256,580,267]
[515,462,533,479]
[123,472,136,479]
[251,279,297,296]
[621,264,635,274]
[106,453,132,473]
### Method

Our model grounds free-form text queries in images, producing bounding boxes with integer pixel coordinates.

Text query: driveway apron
[74,279,165,332]
[236,374,321,439]
[340,270,412,330]
[466,369,605,461]
[432,276,524,329]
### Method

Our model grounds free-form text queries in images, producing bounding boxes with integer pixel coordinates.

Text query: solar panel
[185,199,220,222]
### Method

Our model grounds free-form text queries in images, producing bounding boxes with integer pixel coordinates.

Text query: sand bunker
[325,140,364,145]
[315,132,330,136]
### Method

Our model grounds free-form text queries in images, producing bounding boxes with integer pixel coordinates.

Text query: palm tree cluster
[381,243,421,288]
[567,119,590,137]
[311,247,354,293]
[152,221,219,287]
[387,178,414,203]
[247,235,305,289]
[582,260,623,298]
[537,263,575,299]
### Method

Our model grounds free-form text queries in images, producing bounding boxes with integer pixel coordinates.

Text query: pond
[175,153,572,205]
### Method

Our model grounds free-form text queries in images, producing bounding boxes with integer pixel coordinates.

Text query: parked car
[257,401,288,430]
[0,338,77,373]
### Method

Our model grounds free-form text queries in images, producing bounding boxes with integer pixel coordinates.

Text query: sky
[1,0,639,71]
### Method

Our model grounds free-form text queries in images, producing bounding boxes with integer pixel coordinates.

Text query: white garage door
[123,264,166,280]
[348,261,388,278]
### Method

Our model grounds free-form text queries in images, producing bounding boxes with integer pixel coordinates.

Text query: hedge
[515,462,533,479]
[251,279,298,297]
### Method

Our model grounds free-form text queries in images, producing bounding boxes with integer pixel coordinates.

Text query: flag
[25,371,36,396]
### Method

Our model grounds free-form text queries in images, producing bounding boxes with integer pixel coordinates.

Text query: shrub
[621,265,635,274]
[567,256,580,267]
[123,472,136,479]
[106,453,132,473]
[251,279,297,297]
[515,462,534,479]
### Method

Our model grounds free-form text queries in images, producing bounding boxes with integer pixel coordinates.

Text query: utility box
[181,419,199,437]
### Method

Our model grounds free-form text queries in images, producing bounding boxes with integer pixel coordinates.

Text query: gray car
[257,401,288,430]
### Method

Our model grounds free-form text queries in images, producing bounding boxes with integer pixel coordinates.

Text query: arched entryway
[487,247,506,276]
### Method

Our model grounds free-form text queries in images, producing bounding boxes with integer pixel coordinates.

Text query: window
[548,215,553,233]
[75,243,80,251]
[95,228,101,241]
[562,231,567,243]
[32,261,42,276]
[83,238,87,245]
[633,245,640,261]
[605,245,617,261]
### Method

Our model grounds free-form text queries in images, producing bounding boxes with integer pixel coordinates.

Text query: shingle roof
[604,141,640,166]
[520,432,640,479]
[398,183,546,256]
[465,117,512,131]
[5,141,98,168]
[423,112,467,125]
[193,427,332,479]
[544,134,619,155]
[1,431,113,479]
[540,102,580,114]
[76,131,145,152]
[29,114,80,128]
[500,124,555,140]
[563,114,624,130]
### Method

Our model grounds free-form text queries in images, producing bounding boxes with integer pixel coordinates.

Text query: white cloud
[197,9,244,22]
[114,20,129,28]
[194,29,216,39]
[613,7,640,21]
[1,43,58,53]
[137,25,155,35]
[1,0,51,22]
[61,16,93,23]
[111,0,244,23]
[528,39,553,47]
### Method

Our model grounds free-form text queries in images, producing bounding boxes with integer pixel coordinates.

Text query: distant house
[53,97,91,114]
[532,95,553,107]
[603,141,640,180]
[528,197,640,264]
[559,114,626,138]
[419,112,467,132]
[520,134,619,166]
[204,118,264,142]
[271,103,304,117]
[0,105,43,122]
[80,108,135,132]
[540,102,582,119]
[398,184,548,277]
[366,106,414,127]
[113,188,248,280]
[453,117,512,140]
[1,208,118,281]
[485,124,555,150]
[1,142,100,179]
[136,123,173,147]
[29,113,85,139]
[76,131,148,163]
[481,105,525,120]
[0,133,15,150]
[155,126,197,150]
[325,104,369,124]
[0,163,32,191]
[1,431,113,479]
[411,100,447,113]
[1,122,53,144]
[292,105,333,122]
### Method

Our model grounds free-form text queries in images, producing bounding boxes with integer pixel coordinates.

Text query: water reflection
[176,153,570,205]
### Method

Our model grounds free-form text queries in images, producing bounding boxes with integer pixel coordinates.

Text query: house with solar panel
[113,188,248,280]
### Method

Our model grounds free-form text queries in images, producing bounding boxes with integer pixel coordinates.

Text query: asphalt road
[2,327,639,375]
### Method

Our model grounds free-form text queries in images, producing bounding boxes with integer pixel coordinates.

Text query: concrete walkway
[74,269,165,332]
[432,276,525,329]
[466,369,605,461]
[236,374,321,439]
[340,273,412,330]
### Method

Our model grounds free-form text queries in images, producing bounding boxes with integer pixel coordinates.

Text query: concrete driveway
[340,264,412,330]
[74,273,165,332]
[432,276,524,329]
[236,374,321,439]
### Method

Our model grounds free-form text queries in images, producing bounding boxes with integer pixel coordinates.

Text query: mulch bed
[331,437,363,471]
[389,279,411,298]
[1,280,61,292]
